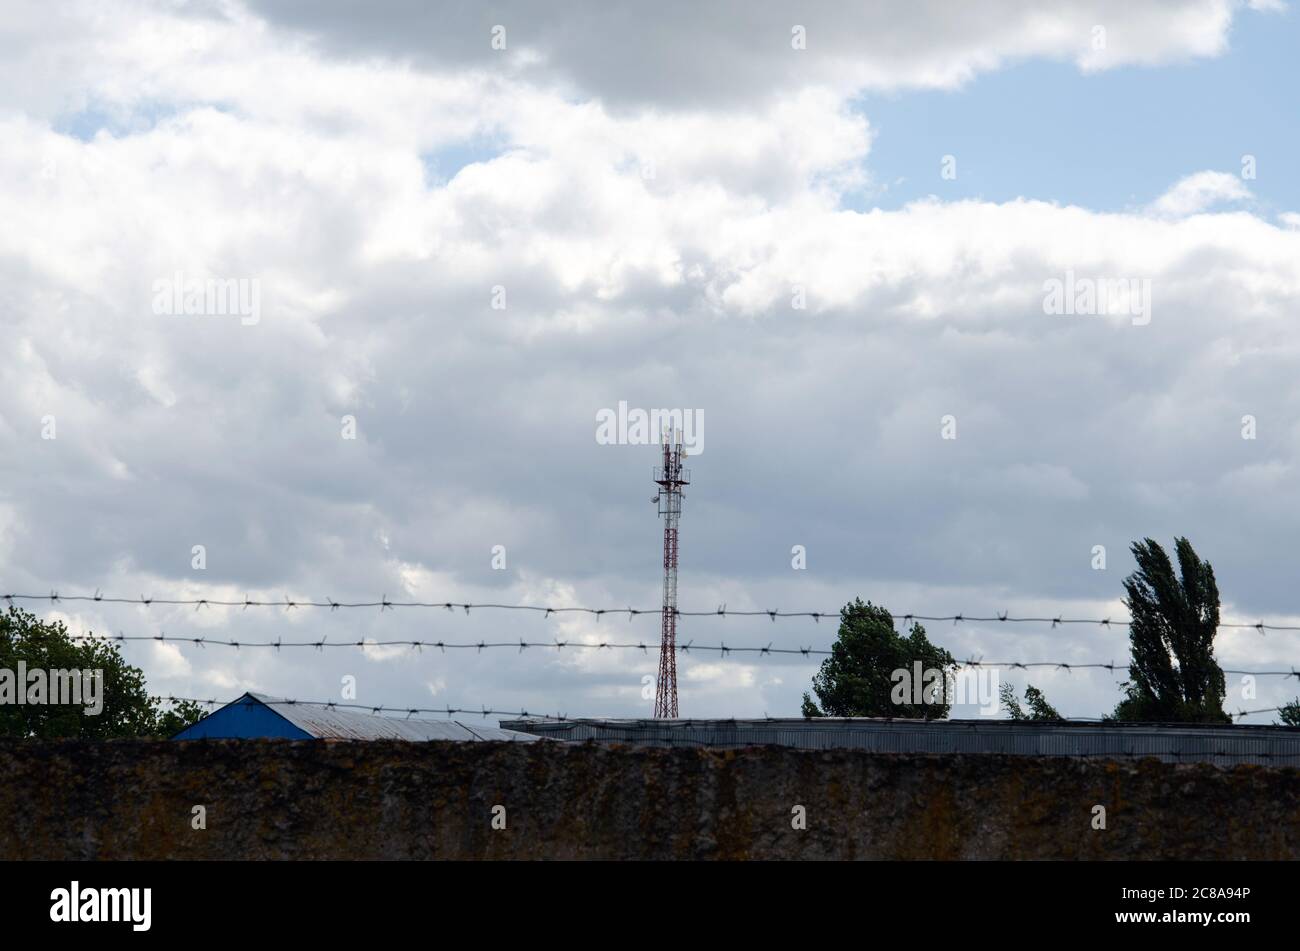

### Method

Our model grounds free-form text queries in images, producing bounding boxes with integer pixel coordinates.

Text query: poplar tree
[1112,537,1229,723]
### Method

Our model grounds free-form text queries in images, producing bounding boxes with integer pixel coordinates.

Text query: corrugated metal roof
[498,717,1300,766]
[248,693,541,742]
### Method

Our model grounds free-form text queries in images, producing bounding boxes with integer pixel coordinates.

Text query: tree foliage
[999,682,1061,720]
[802,598,956,719]
[1278,700,1300,728]
[0,606,206,738]
[1112,537,1230,723]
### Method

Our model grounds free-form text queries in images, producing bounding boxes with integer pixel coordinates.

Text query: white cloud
[1148,170,1252,217]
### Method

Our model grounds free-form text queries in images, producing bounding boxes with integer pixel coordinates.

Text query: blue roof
[173,693,543,742]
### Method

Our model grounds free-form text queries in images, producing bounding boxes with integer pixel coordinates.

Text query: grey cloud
[244,0,1246,107]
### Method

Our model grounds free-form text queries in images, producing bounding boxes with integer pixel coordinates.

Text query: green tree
[0,606,206,738]
[1278,700,1300,727]
[999,682,1061,720]
[802,599,956,719]
[155,699,208,737]
[1112,537,1230,723]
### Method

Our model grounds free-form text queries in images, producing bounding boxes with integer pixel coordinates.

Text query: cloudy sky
[3,0,1299,723]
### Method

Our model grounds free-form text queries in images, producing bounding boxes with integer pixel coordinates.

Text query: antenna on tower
[652,425,691,718]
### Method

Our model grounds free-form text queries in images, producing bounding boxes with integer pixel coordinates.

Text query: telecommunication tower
[651,428,691,718]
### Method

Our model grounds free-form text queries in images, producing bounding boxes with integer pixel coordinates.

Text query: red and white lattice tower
[652,428,691,718]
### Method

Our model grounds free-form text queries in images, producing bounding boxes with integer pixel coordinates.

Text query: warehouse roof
[173,692,543,742]
[498,716,1300,766]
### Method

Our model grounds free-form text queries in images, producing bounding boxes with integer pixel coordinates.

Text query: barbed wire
[82,631,1300,680]
[156,693,1294,736]
[87,631,833,654]
[19,590,1299,729]
[158,694,571,721]
[8,591,1300,632]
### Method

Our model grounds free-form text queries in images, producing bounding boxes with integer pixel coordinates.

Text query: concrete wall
[3,738,1298,859]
